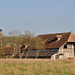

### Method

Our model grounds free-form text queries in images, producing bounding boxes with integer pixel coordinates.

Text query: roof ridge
[38,32,71,36]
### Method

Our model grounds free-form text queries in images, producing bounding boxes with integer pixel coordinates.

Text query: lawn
[0,59,75,75]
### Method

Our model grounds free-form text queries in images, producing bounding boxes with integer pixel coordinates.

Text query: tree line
[1,30,45,58]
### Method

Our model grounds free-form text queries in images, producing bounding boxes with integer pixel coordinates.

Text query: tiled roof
[38,32,75,49]
[2,45,13,55]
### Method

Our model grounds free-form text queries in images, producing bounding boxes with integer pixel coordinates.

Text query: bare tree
[2,30,45,59]
[22,31,45,59]
[8,30,23,57]
[29,37,45,58]
[24,31,35,58]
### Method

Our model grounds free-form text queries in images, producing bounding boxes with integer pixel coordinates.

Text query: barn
[16,32,75,59]
[38,32,75,59]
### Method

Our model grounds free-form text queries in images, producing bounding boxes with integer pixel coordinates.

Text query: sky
[0,0,75,35]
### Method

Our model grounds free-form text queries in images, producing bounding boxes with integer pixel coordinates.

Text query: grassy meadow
[0,59,75,75]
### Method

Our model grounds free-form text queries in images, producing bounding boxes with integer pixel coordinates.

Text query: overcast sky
[0,0,75,35]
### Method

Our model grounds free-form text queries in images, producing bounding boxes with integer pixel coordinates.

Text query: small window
[64,45,67,49]
[59,54,64,55]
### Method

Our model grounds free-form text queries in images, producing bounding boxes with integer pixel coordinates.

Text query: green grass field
[0,59,75,75]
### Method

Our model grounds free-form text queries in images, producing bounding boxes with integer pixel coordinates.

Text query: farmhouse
[38,32,75,59]
[19,32,75,59]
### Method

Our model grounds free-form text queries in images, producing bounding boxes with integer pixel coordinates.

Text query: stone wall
[51,43,74,59]
[58,43,74,59]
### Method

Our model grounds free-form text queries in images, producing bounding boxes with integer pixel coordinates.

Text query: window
[47,38,58,43]
[64,45,67,49]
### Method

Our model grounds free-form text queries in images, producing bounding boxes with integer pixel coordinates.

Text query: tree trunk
[25,50,29,59]
[35,50,39,59]
[18,45,22,59]
[13,44,18,56]
[19,53,22,59]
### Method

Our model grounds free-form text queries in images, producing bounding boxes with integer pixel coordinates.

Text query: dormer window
[47,38,58,43]
[56,35,62,41]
